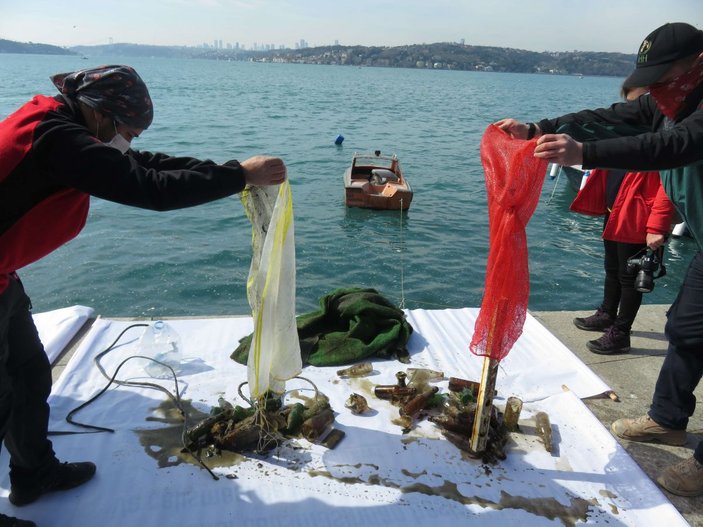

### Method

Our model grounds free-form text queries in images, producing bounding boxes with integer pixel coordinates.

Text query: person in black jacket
[0,65,287,527]
[496,23,703,497]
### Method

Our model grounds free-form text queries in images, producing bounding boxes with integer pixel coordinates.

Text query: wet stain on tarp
[309,469,597,527]
[599,489,619,515]
[135,399,245,469]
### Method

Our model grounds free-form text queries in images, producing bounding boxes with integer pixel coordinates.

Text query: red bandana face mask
[650,61,703,120]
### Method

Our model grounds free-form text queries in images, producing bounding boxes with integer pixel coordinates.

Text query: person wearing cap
[496,22,703,497]
[0,64,287,527]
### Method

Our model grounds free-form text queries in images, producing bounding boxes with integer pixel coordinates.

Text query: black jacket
[536,83,703,171]
[0,94,246,292]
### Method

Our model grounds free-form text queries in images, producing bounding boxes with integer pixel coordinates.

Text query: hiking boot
[9,461,96,506]
[0,514,35,527]
[573,309,614,332]
[657,456,703,497]
[611,415,688,445]
[587,326,631,354]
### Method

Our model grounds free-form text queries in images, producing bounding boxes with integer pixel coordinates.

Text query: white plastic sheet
[241,181,302,399]
[32,304,94,364]
[0,310,687,527]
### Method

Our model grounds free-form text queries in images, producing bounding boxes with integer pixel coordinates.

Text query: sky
[1,0,702,53]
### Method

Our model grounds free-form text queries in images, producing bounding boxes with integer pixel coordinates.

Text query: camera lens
[635,270,654,293]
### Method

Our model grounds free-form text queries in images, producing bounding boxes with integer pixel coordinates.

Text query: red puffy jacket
[570,168,675,244]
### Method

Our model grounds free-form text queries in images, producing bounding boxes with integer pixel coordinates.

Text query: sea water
[0,54,697,316]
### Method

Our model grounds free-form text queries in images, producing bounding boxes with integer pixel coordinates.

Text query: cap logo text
[638,40,652,64]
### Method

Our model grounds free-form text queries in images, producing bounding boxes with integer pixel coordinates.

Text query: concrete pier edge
[532,304,702,525]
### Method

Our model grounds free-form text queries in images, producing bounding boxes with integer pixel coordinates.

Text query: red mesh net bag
[469,124,548,361]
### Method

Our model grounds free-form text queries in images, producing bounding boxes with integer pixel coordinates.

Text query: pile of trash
[184,388,343,456]
[341,364,511,464]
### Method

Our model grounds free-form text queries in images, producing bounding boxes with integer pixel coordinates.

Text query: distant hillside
[0,39,75,55]
[252,43,636,77]
[1,38,636,77]
[73,41,636,77]
[71,43,191,58]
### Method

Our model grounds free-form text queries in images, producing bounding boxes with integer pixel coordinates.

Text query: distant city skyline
[1,1,702,54]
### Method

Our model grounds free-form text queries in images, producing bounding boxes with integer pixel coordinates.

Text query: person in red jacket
[0,65,286,527]
[571,87,675,354]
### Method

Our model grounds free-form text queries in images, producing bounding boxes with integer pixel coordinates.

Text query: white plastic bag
[240,180,301,399]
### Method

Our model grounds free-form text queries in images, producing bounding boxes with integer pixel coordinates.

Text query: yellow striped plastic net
[240,180,302,400]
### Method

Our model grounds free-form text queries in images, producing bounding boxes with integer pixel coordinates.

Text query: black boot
[0,513,36,527]
[573,308,614,332]
[587,326,631,355]
[9,461,96,506]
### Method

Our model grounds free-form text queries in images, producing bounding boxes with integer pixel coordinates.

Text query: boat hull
[345,185,413,210]
[343,165,413,211]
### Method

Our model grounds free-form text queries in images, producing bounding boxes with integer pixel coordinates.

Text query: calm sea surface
[1,54,698,317]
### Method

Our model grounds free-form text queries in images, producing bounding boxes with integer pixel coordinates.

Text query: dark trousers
[649,251,703,463]
[0,275,57,487]
[601,231,646,333]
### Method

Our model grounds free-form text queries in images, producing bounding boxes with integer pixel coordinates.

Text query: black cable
[56,322,219,480]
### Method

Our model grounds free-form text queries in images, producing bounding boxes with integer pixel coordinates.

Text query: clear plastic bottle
[139,320,182,379]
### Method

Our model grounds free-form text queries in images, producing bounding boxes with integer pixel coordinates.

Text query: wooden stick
[469,301,504,454]
[470,354,499,453]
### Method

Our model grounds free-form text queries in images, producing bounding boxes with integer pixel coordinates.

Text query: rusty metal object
[218,413,283,453]
[428,413,472,434]
[374,385,417,401]
[448,377,480,394]
[399,386,439,417]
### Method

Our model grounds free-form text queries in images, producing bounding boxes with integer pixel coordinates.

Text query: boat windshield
[353,156,395,170]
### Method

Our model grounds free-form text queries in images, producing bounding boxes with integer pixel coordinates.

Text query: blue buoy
[334,134,344,145]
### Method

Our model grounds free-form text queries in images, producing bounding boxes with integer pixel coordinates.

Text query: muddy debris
[345,393,370,415]
[372,372,509,464]
[184,390,341,456]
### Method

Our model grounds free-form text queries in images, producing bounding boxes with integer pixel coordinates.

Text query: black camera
[626,249,665,293]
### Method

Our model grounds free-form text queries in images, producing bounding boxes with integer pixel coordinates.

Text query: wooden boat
[344,151,413,210]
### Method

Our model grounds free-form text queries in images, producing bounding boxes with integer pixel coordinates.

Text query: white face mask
[104,121,131,154]
[105,133,131,154]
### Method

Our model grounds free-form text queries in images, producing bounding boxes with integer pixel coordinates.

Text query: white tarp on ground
[31,305,95,365]
[0,308,688,527]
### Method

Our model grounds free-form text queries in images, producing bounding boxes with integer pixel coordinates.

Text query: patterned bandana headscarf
[649,61,703,120]
[50,65,153,129]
